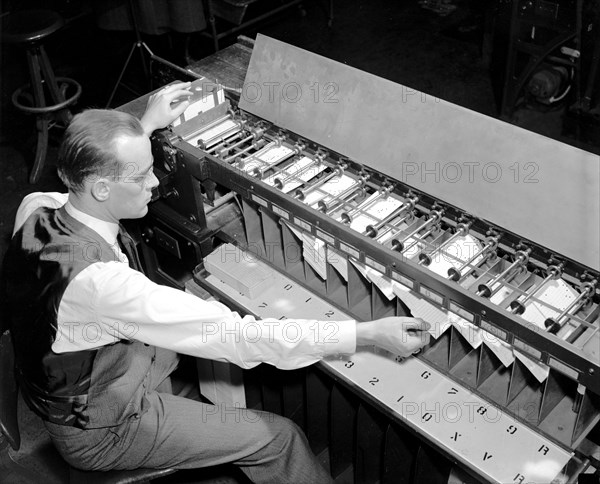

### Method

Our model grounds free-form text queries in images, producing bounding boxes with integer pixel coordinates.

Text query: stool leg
[39,45,71,125]
[26,48,50,184]
[30,116,50,184]
[209,14,219,52]
[26,47,46,109]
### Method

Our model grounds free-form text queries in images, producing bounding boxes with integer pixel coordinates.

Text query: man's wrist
[356,321,376,347]
[139,118,156,138]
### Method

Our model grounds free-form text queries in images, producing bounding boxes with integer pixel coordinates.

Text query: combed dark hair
[57,109,144,193]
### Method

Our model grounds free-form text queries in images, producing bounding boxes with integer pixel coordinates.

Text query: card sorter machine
[137,35,600,484]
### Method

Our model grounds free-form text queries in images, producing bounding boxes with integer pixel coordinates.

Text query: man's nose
[149,171,159,190]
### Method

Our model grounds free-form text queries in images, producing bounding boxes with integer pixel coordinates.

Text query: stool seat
[2,9,80,183]
[2,9,64,45]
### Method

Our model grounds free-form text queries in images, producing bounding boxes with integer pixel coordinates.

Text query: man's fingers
[170,100,190,118]
[165,89,193,104]
[163,81,192,92]
[399,331,430,356]
[402,318,431,332]
[405,327,430,343]
[363,317,432,357]
[151,84,193,105]
[418,330,431,346]
[406,326,431,348]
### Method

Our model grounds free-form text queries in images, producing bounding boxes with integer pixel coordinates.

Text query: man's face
[108,134,159,220]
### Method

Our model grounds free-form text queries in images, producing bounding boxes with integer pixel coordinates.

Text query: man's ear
[91,177,111,202]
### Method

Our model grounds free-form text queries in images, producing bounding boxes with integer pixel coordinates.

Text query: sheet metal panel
[239,34,600,270]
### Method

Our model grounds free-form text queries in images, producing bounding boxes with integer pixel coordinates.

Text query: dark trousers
[45,350,332,484]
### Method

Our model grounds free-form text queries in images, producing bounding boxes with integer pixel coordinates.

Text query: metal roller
[476,248,531,298]
[509,262,564,315]
[545,279,597,334]
[447,235,499,282]
[418,221,471,266]
[295,161,347,201]
[364,194,419,238]
[390,209,444,252]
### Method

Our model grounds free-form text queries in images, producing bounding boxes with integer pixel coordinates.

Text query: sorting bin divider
[348,262,373,321]
[280,221,305,281]
[326,261,349,309]
[260,209,285,269]
[242,199,266,258]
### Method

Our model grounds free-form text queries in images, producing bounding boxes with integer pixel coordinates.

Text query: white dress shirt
[13,192,357,370]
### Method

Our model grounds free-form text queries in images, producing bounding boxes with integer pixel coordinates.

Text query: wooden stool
[2,10,82,184]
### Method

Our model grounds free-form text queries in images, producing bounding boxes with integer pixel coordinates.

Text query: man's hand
[356,317,431,357]
[140,82,193,136]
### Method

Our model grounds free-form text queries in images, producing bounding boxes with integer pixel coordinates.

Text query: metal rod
[364,196,418,238]
[245,138,300,177]
[316,173,369,213]
[226,138,269,163]
[291,139,307,155]
[273,149,326,189]
[196,112,236,135]
[220,134,257,161]
[391,210,443,252]
[572,384,585,413]
[340,185,393,224]
[373,211,415,242]
[480,263,525,300]
[545,280,596,334]
[319,186,366,215]
[206,131,245,154]
[201,125,243,151]
[248,146,297,179]
[477,249,530,298]
[509,263,564,315]
[295,163,347,200]
[447,236,499,282]
[221,125,267,162]
[274,158,320,190]
[192,113,235,144]
[419,222,470,266]
[234,141,277,168]
[397,226,437,254]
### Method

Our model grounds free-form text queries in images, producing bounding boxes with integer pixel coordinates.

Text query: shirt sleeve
[55,261,356,370]
[13,192,69,235]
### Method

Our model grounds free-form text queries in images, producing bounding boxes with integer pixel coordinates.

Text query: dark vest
[3,206,155,428]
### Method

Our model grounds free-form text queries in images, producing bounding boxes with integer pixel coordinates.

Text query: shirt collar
[64,201,120,246]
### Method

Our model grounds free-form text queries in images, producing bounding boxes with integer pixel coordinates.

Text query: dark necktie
[117,225,144,273]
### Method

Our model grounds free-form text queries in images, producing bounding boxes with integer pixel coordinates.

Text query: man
[3,82,430,483]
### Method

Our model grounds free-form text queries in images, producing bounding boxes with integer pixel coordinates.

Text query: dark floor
[0,0,597,482]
